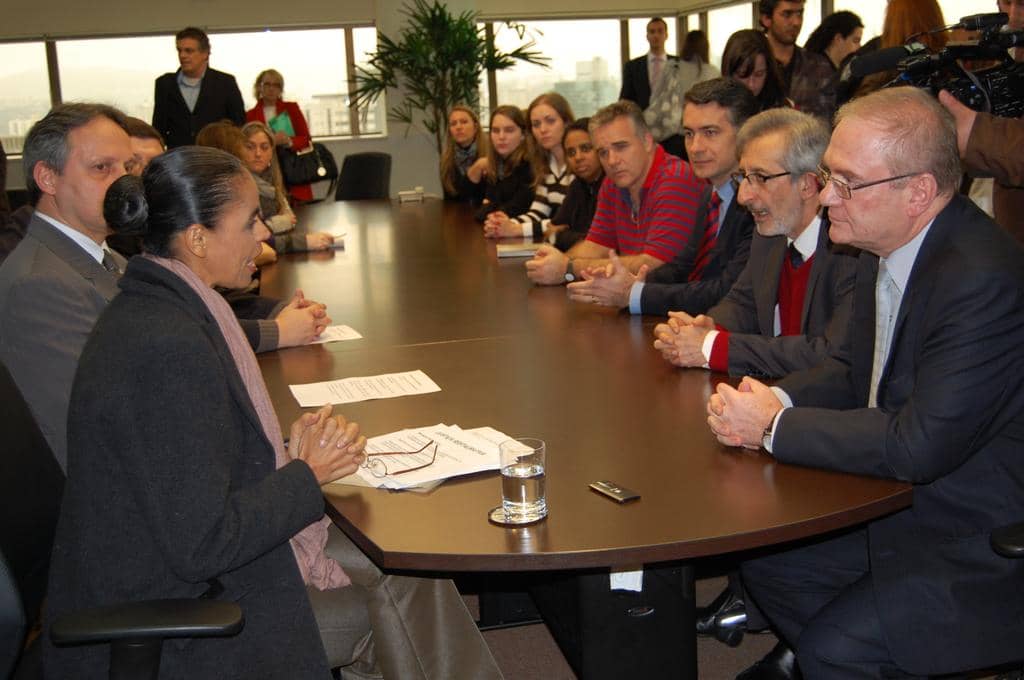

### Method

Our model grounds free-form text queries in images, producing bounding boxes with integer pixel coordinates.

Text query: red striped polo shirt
[585,145,702,263]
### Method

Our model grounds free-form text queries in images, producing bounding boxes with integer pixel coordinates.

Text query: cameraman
[938,0,1024,243]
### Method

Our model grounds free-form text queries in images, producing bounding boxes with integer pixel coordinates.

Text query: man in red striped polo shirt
[525,100,702,286]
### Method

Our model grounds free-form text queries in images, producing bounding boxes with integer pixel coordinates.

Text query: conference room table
[257,198,912,679]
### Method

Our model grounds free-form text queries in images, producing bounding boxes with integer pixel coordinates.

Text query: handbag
[278,143,338,186]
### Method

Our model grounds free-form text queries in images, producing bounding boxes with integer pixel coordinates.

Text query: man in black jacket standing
[152,27,245,149]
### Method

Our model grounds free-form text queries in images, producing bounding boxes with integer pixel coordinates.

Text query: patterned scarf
[143,253,350,590]
[454,140,478,176]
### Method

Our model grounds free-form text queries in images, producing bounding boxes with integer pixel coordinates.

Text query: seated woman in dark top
[549,118,605,252]
[440,104,487,204]
[475,105,535,222]
[43,147,368,678]
[721,30,790,112]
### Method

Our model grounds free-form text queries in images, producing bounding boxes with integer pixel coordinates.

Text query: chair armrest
[991,521,1024,559]
[50,599,243,645]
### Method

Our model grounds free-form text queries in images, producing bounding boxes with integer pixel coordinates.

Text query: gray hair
[835,86,961,195]
[736,107,829,179]
[589,100,651,139]
[22,103,129,203]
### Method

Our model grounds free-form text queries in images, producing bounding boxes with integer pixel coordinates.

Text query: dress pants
[741,528,924,679]
[309,524,504,680]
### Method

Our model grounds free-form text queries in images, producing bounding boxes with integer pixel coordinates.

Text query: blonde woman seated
[241,121,335,252]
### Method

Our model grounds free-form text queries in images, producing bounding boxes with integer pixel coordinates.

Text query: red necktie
[688,190,721,282]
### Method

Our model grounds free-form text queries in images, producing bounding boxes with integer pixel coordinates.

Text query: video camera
[847,12,1024,118]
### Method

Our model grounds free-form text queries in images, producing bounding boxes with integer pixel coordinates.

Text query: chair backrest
[0,360,65,673]
[335,152,392,201]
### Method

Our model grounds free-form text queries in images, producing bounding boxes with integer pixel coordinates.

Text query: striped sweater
[513,156,573,238]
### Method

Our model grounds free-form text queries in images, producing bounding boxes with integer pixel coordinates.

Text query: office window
[0,42,51,154]
[212,29,351,137]
[708,4,756,68]
[55,28,369,140]
[627,17,680,60]
[352,26,385,135]
[491,19,621,118]
[58,36,166,125]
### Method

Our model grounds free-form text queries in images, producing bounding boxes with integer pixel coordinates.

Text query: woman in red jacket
[246,68,314,203]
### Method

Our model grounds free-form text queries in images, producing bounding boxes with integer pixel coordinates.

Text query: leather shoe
[735,642,801,680]
[696,586,747,647]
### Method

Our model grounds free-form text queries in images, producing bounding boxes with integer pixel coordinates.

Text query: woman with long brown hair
[440,104,488,204]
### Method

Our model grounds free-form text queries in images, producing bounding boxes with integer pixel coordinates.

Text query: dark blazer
[708,216,857,378]
[619,54,678,110]
[640,187,754,317]
[475,159,534,222]
[44,257,331,679]
[152,67,246,149]
[774,195,1024,674]
[0,216,124,470]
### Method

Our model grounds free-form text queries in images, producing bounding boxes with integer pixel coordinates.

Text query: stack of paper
[329,424,513,491]
[496,242,543,258]
[290,369,441,406]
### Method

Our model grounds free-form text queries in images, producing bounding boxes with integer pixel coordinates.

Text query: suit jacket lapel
[28,217,121,301]
[800,215,829,329]
[758,236,787,337]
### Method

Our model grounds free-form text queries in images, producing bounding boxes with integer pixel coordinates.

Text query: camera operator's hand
[938,90,977,157]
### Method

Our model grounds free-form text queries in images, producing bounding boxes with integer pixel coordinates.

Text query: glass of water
[499,438,547,523]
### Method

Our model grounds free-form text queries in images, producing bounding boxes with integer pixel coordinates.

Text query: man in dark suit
[652,107,857,379]
[0,103,133,470]
[567,78,757,313]
[709,87,1024,678]
[620,17,675,111]
[151,26,245,149]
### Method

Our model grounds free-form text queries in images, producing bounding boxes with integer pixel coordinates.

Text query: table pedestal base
[530,563,696,679]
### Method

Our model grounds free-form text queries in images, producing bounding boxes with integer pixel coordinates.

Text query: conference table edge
[324,483,912,572]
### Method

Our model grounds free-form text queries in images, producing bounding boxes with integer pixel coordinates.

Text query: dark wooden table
[258,198,912,678]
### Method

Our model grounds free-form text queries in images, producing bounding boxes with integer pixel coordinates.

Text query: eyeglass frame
[361,439,438,478]
[731,170,792,188]
[816,165,920,200]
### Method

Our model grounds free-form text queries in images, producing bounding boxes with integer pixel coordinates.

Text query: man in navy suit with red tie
[567,78,759,314]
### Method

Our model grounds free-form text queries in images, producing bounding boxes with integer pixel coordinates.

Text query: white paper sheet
[496,242,542,258]
[289,369,440,406]
[328,423,507,490]
[309,325,363,344]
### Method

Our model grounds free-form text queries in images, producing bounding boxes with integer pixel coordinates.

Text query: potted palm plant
[353,0,548,154]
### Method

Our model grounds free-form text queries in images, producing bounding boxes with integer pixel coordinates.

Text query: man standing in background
[152,26,245,148]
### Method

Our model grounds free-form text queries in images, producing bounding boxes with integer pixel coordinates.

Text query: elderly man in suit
[152,27,245,149]
[652,107,857,379]
[566,78,758,315]
[0,103,132,471]
[709,86,1024,679]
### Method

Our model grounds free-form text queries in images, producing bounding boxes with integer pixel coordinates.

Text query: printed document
[290,369,440,406]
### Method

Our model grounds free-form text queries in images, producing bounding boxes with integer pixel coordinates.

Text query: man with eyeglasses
[650,106,857,385]
[566,78,757,314]
[708,87,1024,678]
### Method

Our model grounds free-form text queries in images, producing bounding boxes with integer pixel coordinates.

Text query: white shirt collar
[35,211,107,264]
[788,214,821,260]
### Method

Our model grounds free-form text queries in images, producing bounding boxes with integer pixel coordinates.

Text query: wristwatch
[761,410,781,452]
[761,422,774,451]
[564,257,576,283]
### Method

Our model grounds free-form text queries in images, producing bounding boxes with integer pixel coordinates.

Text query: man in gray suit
[653,107,857,379]
[0,103,133,470]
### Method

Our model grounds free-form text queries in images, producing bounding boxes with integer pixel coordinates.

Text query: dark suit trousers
[741,529,924,679]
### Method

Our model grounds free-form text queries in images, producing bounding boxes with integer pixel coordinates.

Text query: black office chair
[0,360,243,679]
[334,152,392,200]
[991,521,1024,680]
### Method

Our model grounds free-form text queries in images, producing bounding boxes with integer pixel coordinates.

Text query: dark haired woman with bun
[43,146,369,678]
[45,146,504,680]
